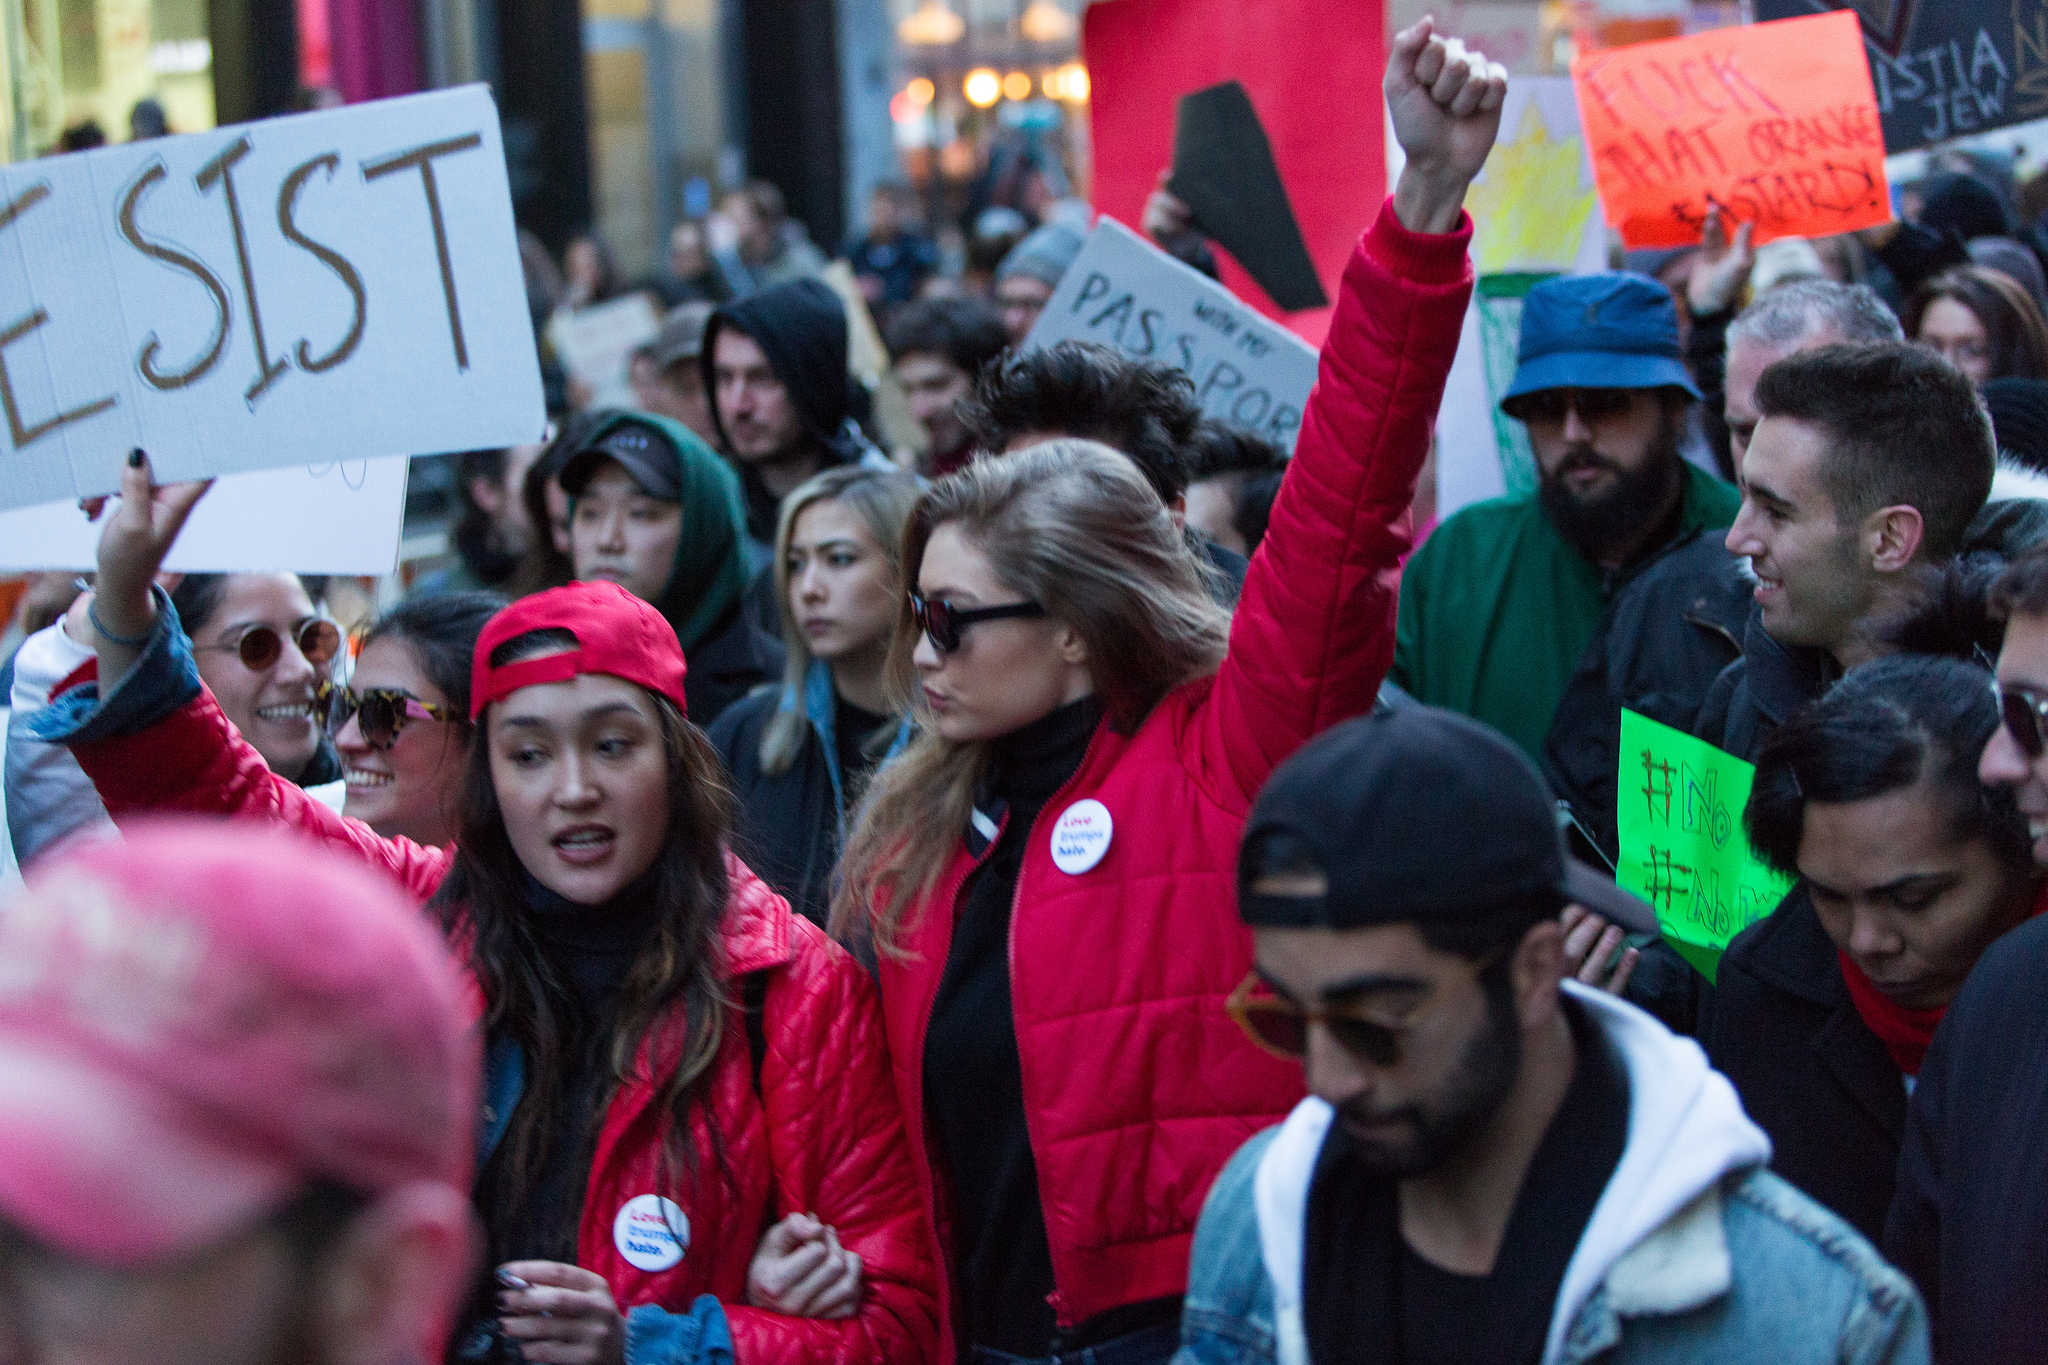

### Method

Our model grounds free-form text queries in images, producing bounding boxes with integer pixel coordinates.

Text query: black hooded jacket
[701,279,878,546]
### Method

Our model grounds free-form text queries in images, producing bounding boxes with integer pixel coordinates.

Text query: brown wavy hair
[1905,265,2048,383]
[429,628,737,1260]
[828,440,1229,957]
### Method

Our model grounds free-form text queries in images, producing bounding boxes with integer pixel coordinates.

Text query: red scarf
[1837,951,1947,1077]
[1837,883,2048,1076]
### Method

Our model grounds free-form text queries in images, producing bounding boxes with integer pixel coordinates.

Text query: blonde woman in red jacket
[44,481,940,1365]
[828,23,1505,1365]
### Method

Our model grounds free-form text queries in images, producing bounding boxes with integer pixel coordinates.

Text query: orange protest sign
[1570,10,1892,249]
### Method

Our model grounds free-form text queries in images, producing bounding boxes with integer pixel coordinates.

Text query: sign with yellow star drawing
[1466,83,1604,276]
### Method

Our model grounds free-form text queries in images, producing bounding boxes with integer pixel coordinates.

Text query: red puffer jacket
[70,697,941,1365]
[874,199,1474,1343]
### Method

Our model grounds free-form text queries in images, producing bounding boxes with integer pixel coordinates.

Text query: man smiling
[1698,343,1994,760]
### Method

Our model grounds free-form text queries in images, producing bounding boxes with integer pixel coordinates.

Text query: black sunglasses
[909,593,1046,654]
[1998,680,2048,758]
[323,685,458,750]
[194,617,341,672]
[1510,388,1635,425]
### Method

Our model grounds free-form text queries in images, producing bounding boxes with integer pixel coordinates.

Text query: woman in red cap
[37,453,940,1365]
[827,24,1503,1364]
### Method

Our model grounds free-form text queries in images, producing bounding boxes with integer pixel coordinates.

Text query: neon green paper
[1615,709,1795,983]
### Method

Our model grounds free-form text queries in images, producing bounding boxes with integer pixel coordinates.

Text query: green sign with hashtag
[1615,709,1796,983]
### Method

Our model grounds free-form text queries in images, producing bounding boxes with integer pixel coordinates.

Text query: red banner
[1084,0,1387,347]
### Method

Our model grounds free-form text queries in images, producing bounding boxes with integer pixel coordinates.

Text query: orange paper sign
[1571,10,1892,249]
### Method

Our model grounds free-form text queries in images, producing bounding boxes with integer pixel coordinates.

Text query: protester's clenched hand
[1386,17,1508,234]
[1687,207,1756,316]
[497,1261,626,1365]
[747,1212,864,1319]
[1560,905,1640,997]
[1141,170,1193,245]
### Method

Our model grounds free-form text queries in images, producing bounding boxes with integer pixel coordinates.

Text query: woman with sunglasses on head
[1708,654,2044,1245]
[828,28,1503,1365]
[5,570,345,868]
[35,454,941,1365]
[709,465,923,928]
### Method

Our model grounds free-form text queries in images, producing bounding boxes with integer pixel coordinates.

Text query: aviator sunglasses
[323,685,459,751]
[193,617,342,672]
[1996,679,2048,758]
[909,592,1046,654]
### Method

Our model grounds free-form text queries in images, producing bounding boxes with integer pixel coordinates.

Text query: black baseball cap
[1239,704,1660,936]
[559,420,683,503]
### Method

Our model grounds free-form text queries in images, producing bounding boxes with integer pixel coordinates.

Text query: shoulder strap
[741,970,770,1098]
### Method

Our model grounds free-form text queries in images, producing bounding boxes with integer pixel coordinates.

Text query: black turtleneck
[490,868,665,1264]
[925,695,1175,1358]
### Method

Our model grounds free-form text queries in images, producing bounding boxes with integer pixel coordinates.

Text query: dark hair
[1753,342,1995,557]
[1904,265,2048,383]
[1746,655,2031,880]
[961,341,1201,502]
[1877,552,2008,662]
[360,591,504,720]
[1234,470,1285,556]
[432,628,738,1256]
[1418,896,1562,963]
[884,297,1009,380]
[739,180,787,226]
[171,573,318,638]
[272,1179,373,1267]
[448,448,516,586]
[1993,540,2048,619]
[1186,419,1289,482]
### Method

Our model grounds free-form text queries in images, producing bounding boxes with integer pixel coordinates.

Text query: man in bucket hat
[0,820,480,1365]
[1389,272,1739,763]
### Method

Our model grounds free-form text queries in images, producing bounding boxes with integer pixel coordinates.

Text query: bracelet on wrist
[87,598,154,647]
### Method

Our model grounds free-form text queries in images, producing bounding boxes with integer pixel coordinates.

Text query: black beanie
[1920,172,2014,244]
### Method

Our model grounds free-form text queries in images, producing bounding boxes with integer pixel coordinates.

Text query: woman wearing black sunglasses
[827,29,1497,1356]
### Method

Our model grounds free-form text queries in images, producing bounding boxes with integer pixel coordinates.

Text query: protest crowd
[19,8,2048,1365]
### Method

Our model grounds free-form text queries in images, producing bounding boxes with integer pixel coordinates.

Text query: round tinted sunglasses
[193,617,341,672]
[1997,679,2048,758]
[1225,948,1509,1068]
[323,685,458,750]
[909,593,1047,655]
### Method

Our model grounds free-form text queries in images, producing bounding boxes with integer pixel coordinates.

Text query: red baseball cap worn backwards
[470,579,689,721]
[0,820,478,1266]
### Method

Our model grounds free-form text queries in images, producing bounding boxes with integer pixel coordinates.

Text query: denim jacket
[1174,986,1929,1365]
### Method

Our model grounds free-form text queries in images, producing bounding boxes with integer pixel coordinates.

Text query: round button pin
[1050,799,1113,874]
[613,1194,689,1271]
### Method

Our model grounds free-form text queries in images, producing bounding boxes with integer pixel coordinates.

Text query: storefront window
[3,0,214,161]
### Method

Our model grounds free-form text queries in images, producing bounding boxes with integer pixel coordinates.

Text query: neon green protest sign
[1615,709,1795,983]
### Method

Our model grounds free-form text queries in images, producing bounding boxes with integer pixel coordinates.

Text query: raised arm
[1200,21,1504,802]
[30,452,452,903]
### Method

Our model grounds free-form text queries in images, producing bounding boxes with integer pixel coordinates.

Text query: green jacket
[1390,462,1741,761]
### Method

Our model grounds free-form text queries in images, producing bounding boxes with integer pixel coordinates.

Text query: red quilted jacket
[873,199,1474,1344]
[71,697,941,1365]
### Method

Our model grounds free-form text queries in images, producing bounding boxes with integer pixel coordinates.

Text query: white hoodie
[1251,982,1772,1365]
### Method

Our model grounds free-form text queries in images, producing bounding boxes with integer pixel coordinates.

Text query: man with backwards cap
[1174,705,1927,1365]
[0,820,480,1365]
[1389,273,1740,764]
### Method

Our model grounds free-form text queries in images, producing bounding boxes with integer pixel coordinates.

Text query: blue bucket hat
[1501,273,1702,409]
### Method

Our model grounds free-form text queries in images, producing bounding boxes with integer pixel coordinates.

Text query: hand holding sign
[1387,18,1510,234]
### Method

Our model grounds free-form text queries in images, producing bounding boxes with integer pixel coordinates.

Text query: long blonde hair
[829,439,1229,956]
[760,465,924,777]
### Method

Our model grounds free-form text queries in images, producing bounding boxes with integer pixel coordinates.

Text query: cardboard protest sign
[1755,0,2048,152]
[545,294,660,412]
[0,458,410,574]
[1431,78,1608,517]
[1615,710,1796,982]
[0,85,543,514]
[1021,217,1320,451]
[1571,10,1893,249]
